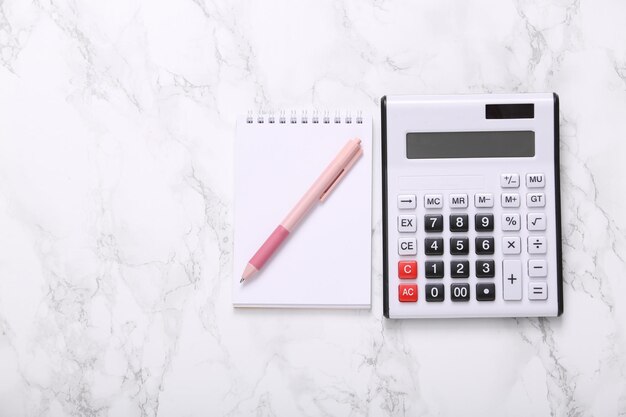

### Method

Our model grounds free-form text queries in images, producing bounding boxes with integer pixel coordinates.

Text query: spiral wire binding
[246,110,363,124]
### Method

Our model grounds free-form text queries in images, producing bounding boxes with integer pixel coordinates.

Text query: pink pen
[240,138,363,283]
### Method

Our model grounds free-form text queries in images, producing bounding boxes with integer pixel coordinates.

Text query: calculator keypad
[394,171,551,308]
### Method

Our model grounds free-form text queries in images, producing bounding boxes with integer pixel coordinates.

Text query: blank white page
[233,113,372,308]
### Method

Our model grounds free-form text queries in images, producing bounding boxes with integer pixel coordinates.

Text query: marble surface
[1,0,625,415]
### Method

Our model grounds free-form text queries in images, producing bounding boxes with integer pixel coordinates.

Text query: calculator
[381,93,563,319]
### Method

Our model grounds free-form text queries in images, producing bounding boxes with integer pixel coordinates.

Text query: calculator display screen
[406,131,535,159]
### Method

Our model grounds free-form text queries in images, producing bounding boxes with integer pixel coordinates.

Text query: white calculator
[381,93,563,319]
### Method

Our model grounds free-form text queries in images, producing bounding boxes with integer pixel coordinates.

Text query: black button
[475,237,495,254]
[449,214,468,232]
[476,283,496,301]
[424,215,443,232]
[426,284,445,302]
[450,260,470,278]
[451,283,470,302]
[425,261,444,278]
[425,238,444,255]
[475,260,495,278]
[450,237,469,255]
[475,214,494,231]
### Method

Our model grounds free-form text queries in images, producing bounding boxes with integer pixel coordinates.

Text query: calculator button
[449,194,468,208]
[398,261,417,279]
[475,237,494,254]
[474,193,494,208]
[398,284,418,302]
[502,236,521,255]
[501,173,520,188]
[527,213,546,230]
[528,236,547,254]
[475,260,495,278]
[398,238,417,255]
[397,215,417,233]
[476,283,496,301]
[449,214,468,232]
[450,238,469,255]
[501,193,521,207]
[424,194,443,208]
[450,260,470,278]
[502,260,522,301]
[451,283,470,301]
[528,259,547,277]
[475,214,494,231]
[528,282,548,300]
[526,173,545,188]
[398,194,416,209]
[527,193,546,207]
[425,284,445,302]
[424,215,443,233]
[502,214,521,231]
[425,261,444,278]
[424,238,444,255]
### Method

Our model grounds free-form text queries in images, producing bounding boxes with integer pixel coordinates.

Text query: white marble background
[0,0,625,416]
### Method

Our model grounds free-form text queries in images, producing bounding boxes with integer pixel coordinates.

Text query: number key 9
[475,214,494,231]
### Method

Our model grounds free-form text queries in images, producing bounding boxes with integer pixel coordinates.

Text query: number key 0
[426,284,445,302]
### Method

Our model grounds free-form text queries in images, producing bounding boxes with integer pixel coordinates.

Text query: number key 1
[425,261,444,278]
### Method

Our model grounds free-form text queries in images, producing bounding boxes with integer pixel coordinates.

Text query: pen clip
[319,145,363,202]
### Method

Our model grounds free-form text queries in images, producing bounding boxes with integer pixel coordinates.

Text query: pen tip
[240,277,245,283]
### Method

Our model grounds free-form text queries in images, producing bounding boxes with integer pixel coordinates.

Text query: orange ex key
[398,261,417,279]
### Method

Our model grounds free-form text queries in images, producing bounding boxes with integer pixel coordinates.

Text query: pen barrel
[249,225,290,270]
[282,139,361,230]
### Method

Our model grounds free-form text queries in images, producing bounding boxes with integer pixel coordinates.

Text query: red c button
[398,261,417,279]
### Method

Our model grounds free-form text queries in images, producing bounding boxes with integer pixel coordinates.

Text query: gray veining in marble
[1,0,625,416]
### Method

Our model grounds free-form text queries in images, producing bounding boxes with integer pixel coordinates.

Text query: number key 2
[451,261,470,278]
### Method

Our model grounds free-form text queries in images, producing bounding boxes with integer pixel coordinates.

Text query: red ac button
[398,261,418,279]
[399,284,418,302]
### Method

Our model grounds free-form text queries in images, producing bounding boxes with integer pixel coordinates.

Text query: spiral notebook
[233,111,372,308]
